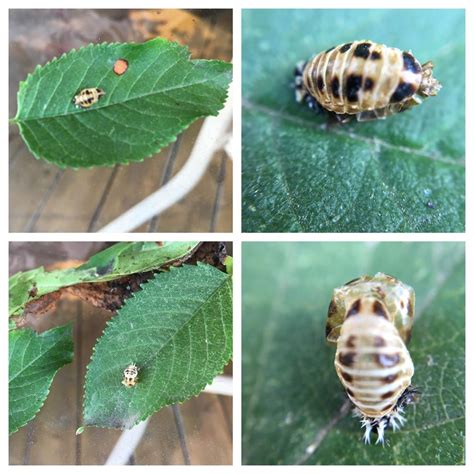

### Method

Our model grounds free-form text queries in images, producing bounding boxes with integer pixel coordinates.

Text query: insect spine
[326,273,418,444]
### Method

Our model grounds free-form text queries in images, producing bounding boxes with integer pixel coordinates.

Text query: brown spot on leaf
[113,58,129,75]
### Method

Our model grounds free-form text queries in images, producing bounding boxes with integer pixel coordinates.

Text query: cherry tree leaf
[9,324,74,434]
[13,37,232,168]
[83,263,232,429]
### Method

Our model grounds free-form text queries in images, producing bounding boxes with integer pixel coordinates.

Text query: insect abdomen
[335,302,414,418]
[303,40,423,115]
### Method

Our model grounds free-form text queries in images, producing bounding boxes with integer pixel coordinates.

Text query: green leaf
[242,9,465,232]
[9,241,200,317]
[83,264,232,429]
[224,255,233,275]
[9,324,74,435]
[242,242,464,465]
[14,37,232,168]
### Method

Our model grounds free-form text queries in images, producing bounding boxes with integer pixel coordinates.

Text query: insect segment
[326,273,418,444]
[294,40,441,122]
[73,88,105,109]
[122,363,139,388]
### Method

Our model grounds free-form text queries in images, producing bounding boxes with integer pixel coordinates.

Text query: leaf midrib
[9,330,69,384]
[243,98,464,166]
[94,274,230,377]
[17,71,229,124]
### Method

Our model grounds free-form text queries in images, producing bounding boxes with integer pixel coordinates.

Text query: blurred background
[9,9,232,232]
[9,242,232,465]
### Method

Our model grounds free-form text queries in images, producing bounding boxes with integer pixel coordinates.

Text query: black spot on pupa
[363,78,374,91]
[346,299,361,317]
[353,42,372,59]
[375,353,400,368]
[381,390,395,400]
[374,336,386,347]
[373,300,389,319]
[339,42,353,53]
[341,372,353,383]
[346,335,357,348]
[326,46,335,53]
[345,74,362,102]
[339,352,356,367]
[384,373,398,383]
[403,52,421,74]
[331,77,340,98]
[370,50,381,60]
[407,298,414,318]
[390,81,416,103]
[381,403,394,412]
[317,75,325,91]
[346,387,355,397]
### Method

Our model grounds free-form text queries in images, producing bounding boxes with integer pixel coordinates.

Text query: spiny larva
[122,363,139,388]
[326,273,419,444]
[73,88,105,109]
[294,40,441,122]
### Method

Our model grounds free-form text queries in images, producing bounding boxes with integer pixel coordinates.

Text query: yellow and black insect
[294,40,441,122]
[73,88,105,109]
[326,273,419,444]
[122,363,139,388]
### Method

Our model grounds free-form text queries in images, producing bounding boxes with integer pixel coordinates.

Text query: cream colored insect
[122,363,139,388]
[294,40,441,122]
[326,273,418,444]
[73,88,105,109]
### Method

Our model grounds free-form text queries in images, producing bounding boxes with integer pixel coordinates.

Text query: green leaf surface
[9,241,200,317]
[83,264,232,429]
[242,9,465,232]
[242,242,465,464]
[14,37,232,168]
[9,324,74,435]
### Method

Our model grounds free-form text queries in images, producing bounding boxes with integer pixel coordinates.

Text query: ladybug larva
[122,363,139,388]
[295,40,441,122]
[326,273,419,444]
[73,88,105,109]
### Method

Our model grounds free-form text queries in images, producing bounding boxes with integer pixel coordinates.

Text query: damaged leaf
[9,241,200,318]
[9,324,74,434]
[13,37,232,168]
[83,264,233,429]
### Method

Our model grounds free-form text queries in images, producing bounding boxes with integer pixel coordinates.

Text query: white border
[4,0,471,470]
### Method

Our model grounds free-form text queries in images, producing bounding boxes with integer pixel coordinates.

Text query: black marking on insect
[73,88,105,109]
[293,40,441,123]
[326,273,418,444]
[122,363,139,387]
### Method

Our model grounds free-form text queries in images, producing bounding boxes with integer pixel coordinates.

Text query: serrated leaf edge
[82,264,232,429]
[9,324,74,435]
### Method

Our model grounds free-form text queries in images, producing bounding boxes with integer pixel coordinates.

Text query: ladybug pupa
[294,40,442,122]
[122,363,139,388]
[326,273,419,444]
[73,87,105,109]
